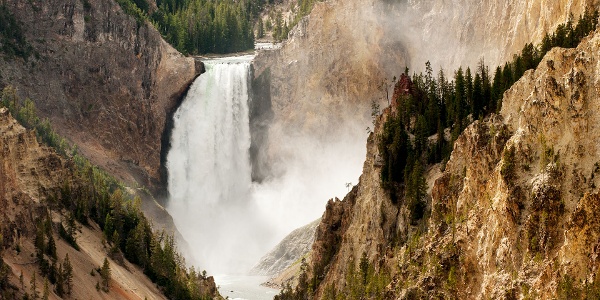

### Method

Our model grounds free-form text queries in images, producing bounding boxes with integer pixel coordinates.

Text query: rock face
[250,219,320,276]
[303,28,600,299]
[398,0,599,69]
[253,0,403,138]
[0,107,73,216]
[0,0,200,195]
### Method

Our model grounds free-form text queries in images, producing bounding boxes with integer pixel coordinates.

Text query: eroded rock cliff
[0,0,201,195]
[300,27,600,300]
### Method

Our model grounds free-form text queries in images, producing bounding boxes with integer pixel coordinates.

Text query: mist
[251,121,367,248]
[166,55,367,275]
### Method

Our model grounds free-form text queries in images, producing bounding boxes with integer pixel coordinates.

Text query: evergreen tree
[257,17,264,38]
[491,66,502,111]
[46,232,56,260]
[34,225,45,259]
[406,162,427,223]
[265,17,272,31]
[103,214,114,240]
[0,5,32,59]
[100,258,111,292]
[30,273,38,299]
[501,63,512,92]
[540,33,552,54]
[125,220,150,268]
[465,67,473,112]
[56,264,64,296]
[472,72,483,118]
[379,115,409,191]
[42,279,49,300]
[414,115,428,154]
[110,230,120,256]
[479,60,492,113]
[453,67,466,128]
[359,252,369,285]
[63,254,73,295]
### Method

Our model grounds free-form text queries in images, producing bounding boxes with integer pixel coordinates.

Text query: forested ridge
[274,8,599,300]
[152,0,257,54]
[0,87,216,300]
[113,0,322,54]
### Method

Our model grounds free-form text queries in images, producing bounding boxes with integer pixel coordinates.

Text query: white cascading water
[167,54,366,278]
[167,56,270,274]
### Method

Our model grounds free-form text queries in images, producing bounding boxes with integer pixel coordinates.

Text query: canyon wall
[254,2,600,286]
[303,27,600,299]
[0,0,201,195]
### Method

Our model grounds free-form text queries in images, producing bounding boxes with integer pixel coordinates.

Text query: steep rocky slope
[297,28,600,299]
[0,0,202,196]
[0,107,220,299]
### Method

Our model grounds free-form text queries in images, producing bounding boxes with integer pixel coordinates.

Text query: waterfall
[167,55,367,276]
[167,56,269,274]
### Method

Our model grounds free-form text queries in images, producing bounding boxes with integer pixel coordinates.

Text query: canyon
[2,0,600,298]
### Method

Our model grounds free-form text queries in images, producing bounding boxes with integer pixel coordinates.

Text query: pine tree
[257,17,264,38]
[273,11,283,42]
[103,214,113,239]
[46,232,56,260]
[100,258,111,292]
[30,272,38,299]
[110,230,120,256]
[359,252,369,285]
[406,163,427,224]
[540,33,552,54]
[472,72,483,118]
[125,221,149,268]
[453,67,466,127]
[479,59,492,113]
[56,264,65,296]
[63,254,73,294]
[501,63,512,92]
[414,115,428,154]
[42,279,49,300]
[465,67,473,118]
[66,213,77,240]
[491,66,502,111]
[34,224,45,259]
